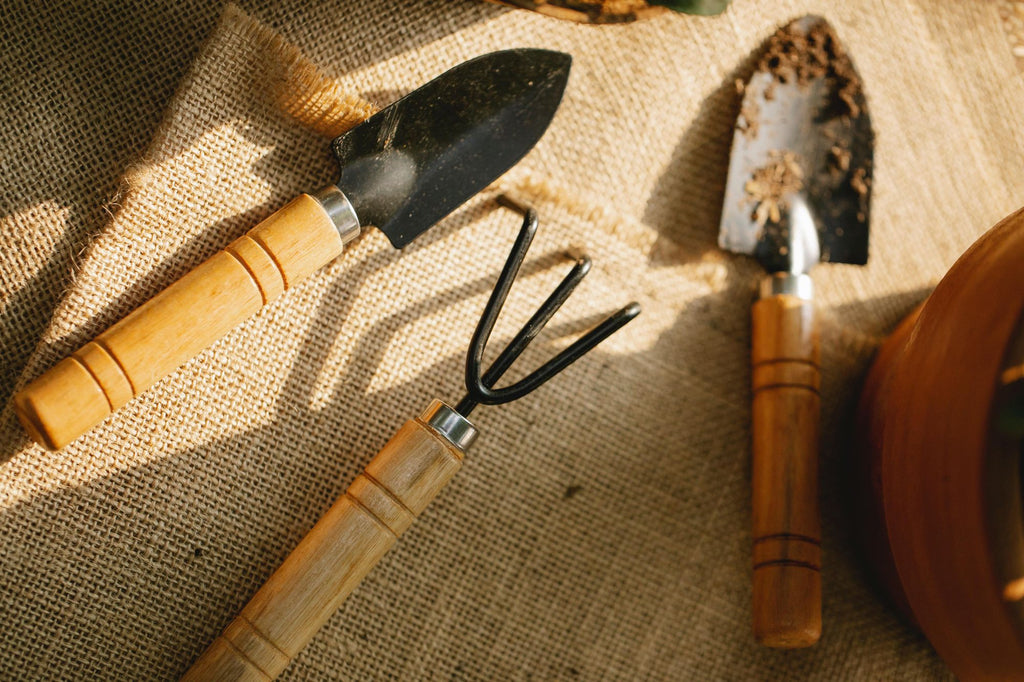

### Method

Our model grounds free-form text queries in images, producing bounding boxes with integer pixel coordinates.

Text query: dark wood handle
[750,292,821,648]
[13,194,344,450]
[182,412,464,681]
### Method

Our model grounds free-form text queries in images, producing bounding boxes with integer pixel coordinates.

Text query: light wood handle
[13,194,344,450]
[750,291,821,648]
[182,413,464,681]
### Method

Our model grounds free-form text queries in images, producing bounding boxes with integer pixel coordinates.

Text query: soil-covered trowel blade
[719,16,873,274]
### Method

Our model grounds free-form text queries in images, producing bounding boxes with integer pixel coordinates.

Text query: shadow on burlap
[4,0,1024,678]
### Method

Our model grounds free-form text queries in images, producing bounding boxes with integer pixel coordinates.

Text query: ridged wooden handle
[750,291,821,648]
[13,194,344,450]
[181,414,464,681]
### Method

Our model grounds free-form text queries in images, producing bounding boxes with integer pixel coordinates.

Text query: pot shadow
[823,286,932,622]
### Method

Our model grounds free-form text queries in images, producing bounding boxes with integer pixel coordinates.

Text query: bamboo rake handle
[182,405,466,681]
[750,279,822,648]
[13,194,347,450]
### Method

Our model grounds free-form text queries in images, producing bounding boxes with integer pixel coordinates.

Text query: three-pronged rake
[184,198,640,681]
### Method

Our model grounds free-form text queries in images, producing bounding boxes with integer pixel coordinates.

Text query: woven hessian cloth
[3,1,1023,679]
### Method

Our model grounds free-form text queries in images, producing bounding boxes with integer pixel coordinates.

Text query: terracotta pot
[856,207,1024,679]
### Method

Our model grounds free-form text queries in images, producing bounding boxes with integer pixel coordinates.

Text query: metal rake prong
[478,255,591,390]
[454,199,640,417]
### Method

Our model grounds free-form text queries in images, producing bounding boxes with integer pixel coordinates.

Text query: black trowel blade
[332,49,572,248]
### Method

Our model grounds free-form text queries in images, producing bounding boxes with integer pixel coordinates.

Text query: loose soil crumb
[738,100,760,139]
[759,17,863,118]
[850,167,870,196]
[828,145,851,174]
[745,150,804,227]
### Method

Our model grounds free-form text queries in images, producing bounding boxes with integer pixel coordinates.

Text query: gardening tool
[14,49,571,451]
[719,15,873,647]
[181,197,640,681]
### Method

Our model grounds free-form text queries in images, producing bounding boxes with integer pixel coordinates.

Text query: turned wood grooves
[13,194,344,450]
[182,416,464,681]
[750,293,822,648]
[71,342,133,409]
[225,235,286,304]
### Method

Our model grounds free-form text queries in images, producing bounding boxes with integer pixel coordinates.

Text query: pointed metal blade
[332,49,571,248]
[719,16,873,273]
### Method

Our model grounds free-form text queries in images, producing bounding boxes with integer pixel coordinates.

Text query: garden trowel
[14,49,571,451]
[719,15,873,648]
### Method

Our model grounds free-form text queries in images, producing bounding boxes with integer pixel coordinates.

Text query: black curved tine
[456,196,641,417]
[472,301,641,406]
[463,207,537,378]
[481,256,591,388]
[457,254,591,416]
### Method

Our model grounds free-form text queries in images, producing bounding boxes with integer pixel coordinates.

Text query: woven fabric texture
[3,0,1024,679]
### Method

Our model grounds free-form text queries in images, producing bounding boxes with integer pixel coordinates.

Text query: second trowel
[719,16,873,647]
[15,49,571,451]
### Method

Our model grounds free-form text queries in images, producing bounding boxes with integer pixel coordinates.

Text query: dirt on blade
[759,18,863,118]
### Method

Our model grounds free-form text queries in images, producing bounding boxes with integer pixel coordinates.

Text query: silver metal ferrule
[420,399,478,452]
[760,272,814,301]
[313,185,361,245]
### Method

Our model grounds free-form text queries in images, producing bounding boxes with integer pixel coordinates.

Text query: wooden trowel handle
[14,191,353,450]
[750,274,821,648]
[181,403,468,682]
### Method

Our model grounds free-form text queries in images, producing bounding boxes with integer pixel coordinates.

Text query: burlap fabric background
[3,1,1023,679]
